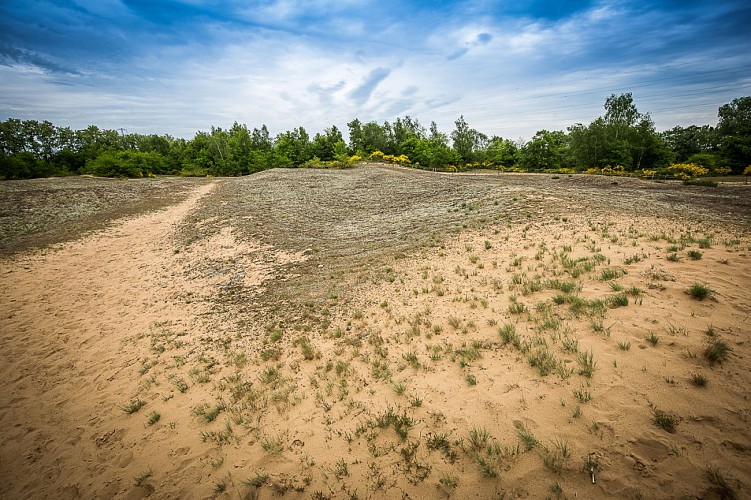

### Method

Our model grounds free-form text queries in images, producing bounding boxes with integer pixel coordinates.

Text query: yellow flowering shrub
[640,169,657,178]
[583,168,601,175]
[743,165,751,176]
[712,167,731,176]
[601,165,626,175]
[369,150,385,160]
[667,163,708,180]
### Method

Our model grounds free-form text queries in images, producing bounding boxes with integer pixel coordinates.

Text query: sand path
[0,182,218,498]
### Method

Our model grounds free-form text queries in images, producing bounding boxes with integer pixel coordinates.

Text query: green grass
[261,433,285,453]
[134,468,153,486]
[466,427,491,452]
[527,348,560,376]
[653,409,679,433]
[577,349,595,378]
[573,384,591,403]
[498,323,517,345]
[608,292,629,308]
[508,301,528,314]
[645,332,659,346]
[243,472,269,488]
[687,249,703,260]
[146,411,161,426]
[688,282,713,300]
[690,372,708,387]
[599,268,625,281]
[121,398,146,414]
[514,422,537,450]
[704,337,732,365]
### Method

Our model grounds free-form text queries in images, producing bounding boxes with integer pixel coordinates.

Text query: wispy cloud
[349,67,392,105]
[0,0,749,139]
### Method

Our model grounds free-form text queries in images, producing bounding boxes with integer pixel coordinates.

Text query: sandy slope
[0,182,224,498]
[0,171,750,500]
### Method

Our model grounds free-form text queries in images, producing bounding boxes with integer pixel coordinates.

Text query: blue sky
[1,0,750,140]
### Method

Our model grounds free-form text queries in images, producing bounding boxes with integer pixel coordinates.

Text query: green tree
[662,125,718,162]
[451,115,486,163]
[519,130,569,171]
[347,118,364,154]
[485,136,519,168]
[568,93,672,171]
[717,96,751,172]
[311,126,344,161]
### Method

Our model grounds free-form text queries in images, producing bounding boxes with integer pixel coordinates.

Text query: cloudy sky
[1,0,750,140]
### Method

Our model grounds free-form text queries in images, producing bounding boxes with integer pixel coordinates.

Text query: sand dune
[0,169,749,499]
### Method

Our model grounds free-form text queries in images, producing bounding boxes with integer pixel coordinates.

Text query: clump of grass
[261,433,285,453]
[666,252,680,262]
[514,422,537,450]
[392,381,407,395]
[134,468,153,486]
[577,350,595,378]
[687,249,703,260]
[528,348,559,377]
[688,282,713,300]
[146,411,161,426]
[540,438,570,474]
[617,340,631,351]
[466,427,491,452]
[645,332,659,346]
[402,351,420,369]
[498,323,517,345]
[653,409,679,433]
[508,301,528,314]
[439,475,458,490]
[426,432,457,463]
[466,374,477,385]
[243,472,269,488]
[704,337,732,365]
[173,377,189,393]
[706,466,737,500]
[193,402,224,423]
[374,405,414,441]
[599,268,625,281]
[573,383,591,403]
[608,293,629,308]
[121,398,146,414]
[690,372,708,387]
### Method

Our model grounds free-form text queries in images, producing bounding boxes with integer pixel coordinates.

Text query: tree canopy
[1,95,749,179]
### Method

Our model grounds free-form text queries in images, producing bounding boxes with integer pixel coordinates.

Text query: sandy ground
[0,166,749,499]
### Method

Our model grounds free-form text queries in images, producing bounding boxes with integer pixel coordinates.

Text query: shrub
[688,283,713,300]
[704,337,732,365]
[653,409,679,433]
[667,163,708,180]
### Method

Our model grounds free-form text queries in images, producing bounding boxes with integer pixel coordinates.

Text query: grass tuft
[121,398,146,414]
[704,337,732,365]
[690,372,708,387]
[688,282,713,300]
[653,409,679,433]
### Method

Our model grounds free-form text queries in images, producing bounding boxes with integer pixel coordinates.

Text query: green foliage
[653,409,679,433]
[518,130,570,171]
[2,94,749,179]
[86,150,166,177]
[568,93,674,171]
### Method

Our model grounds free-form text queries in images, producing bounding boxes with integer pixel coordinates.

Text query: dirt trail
[0,182,219,498]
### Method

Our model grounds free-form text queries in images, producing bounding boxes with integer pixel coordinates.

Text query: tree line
[1,94,749,179]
